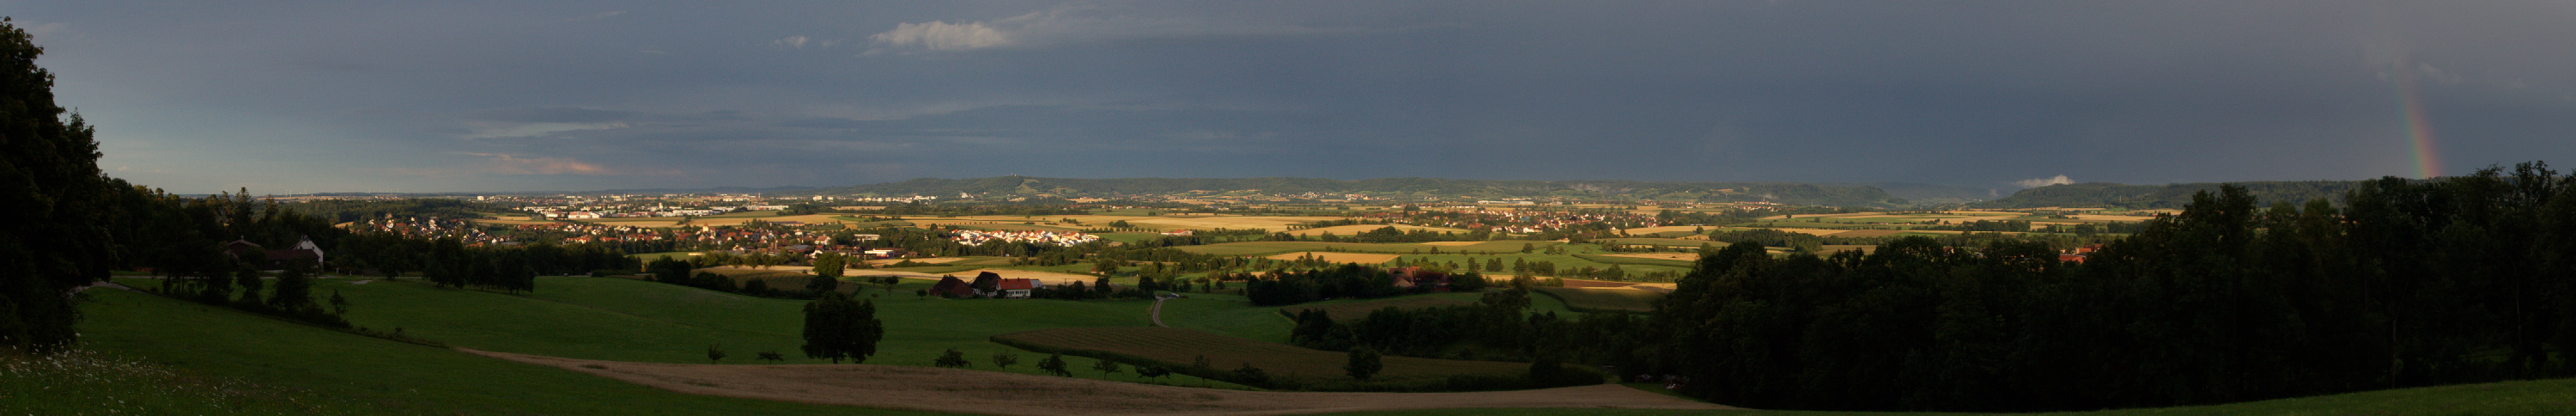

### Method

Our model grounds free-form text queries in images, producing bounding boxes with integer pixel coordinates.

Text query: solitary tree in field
[934,348,971,368]
[756,351,785,364]
[1038,353,1071,376]
[991,352,1020,369]
[799,292,883,364]
[1346,347,1383,381]
[706,344,727,364]
[1091,358,1123,378]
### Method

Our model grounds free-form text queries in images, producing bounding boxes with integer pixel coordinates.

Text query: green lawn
[246,276,1236,386]
[61,288,934,415]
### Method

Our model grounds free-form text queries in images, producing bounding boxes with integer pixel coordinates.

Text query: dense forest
[1971,180,2366,209]
[1641,164,2574,411]
[792,175,1913,207]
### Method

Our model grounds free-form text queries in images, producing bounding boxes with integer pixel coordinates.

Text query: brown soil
[460,349,1731,415]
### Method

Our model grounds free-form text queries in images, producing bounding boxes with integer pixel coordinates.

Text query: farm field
[992,327,1533,387]
[1619,225,1711,235]
[471,349,1727,415]
[1594,237,1719,248]
[1176,241,1558,256]
[1286,297,1474,321]
[1604,253,1698,261]
[1266,251,1405,265]
[1533,287,1663,312]
[1286,224,1470,236]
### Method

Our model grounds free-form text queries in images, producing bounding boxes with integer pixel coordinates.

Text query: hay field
[992,327,1532,386]
[1287,297,1473,322]
[1263,252,1402,264]
[468,349,1726,415]
[1284,224,1467,236]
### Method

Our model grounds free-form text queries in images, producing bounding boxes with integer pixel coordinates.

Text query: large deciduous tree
[799,292,884,364]
[0,18,112,352]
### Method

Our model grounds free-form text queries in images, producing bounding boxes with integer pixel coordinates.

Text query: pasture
[991,327,1534,388]
[70,288,923,415]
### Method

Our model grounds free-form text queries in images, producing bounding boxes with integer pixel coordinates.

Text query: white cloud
[772,35,811,49]
[867,20,1012,52]
[864,8,1373,54]
[2015,174,2075,188]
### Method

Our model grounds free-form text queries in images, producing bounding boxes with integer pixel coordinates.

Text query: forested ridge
[1643,164,2576,411]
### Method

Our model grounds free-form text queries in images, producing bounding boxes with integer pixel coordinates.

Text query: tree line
[1637,164,2576,412]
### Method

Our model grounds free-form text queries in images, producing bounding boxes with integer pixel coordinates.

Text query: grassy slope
[69,288,931,415]
[1324,376,2576,415]
[299,276,1238,385]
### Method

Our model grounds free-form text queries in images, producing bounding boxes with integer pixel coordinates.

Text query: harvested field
[1418,242,1483,246]
[1772,229,1854,236]
[1595,238,1717,248]
[1606,253,1698,261]
[957,268,1106,286]
[1287,297,1472,322]
[863,257,964,266]
[1284,224,1467,236]
[992,327,1530,387]
[1624,283,1678,293]
[465,348,1727,415]
[1553,278,1639,288]
[1262,252,1401,264]
[2070,214,2158,222]
[1534,287,1664,312]
[1620,225,1709,235]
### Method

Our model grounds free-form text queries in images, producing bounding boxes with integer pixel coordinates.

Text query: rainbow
[2390,57,2443,179]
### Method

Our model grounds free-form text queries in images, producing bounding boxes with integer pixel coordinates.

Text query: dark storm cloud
[11,0,2574,193]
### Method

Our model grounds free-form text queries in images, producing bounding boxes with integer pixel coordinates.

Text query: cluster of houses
[946,229,1101,247]
[2058,244,2103,264]
[341,217,508,245]
[1351,210,1665,234]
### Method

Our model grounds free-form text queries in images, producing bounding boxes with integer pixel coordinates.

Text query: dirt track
[461,349,1734,415]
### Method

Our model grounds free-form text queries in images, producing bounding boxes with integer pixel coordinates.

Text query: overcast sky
[10,1,2575,193]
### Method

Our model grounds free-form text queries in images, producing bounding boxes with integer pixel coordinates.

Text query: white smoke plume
[2015,174,2075,188]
